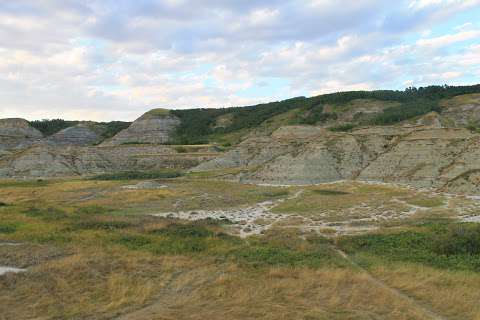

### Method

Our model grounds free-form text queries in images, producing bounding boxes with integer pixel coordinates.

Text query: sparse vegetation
[69,220,132,231]
[312,189,350,195]
[329,123,355,132]
[90,170,183,181]
[405,196,445,208]
[260,190,289,197]
[1,178,480,319]
[339,223,480,271]
[0,179,49,188]
[174,146,188,153]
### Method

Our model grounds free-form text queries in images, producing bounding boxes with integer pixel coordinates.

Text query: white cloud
[0,0,478,121]
[416,29,480,48]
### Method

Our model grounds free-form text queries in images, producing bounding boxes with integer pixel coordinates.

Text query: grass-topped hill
[27,84,480,145]
[139,108,171,119]
[170,84,480,144]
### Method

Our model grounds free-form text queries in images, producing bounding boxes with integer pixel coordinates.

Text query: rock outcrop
[4,93,480,196]
[0,144,217,178]
[47,124,101,146]
[440,93,480,126]
[101,109,180,146]
[0,118,43,150]
[193,125,480,194]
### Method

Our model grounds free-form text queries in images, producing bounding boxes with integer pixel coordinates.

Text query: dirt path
[334,248,447,320]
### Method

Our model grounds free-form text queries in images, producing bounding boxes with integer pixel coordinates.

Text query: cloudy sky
[1,0,479,121]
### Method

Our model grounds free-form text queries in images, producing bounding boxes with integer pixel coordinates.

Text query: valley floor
[0,175,479,319]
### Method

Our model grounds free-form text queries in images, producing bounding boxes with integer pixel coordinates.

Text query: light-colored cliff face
[193,125,480,194]
[101,110,180,146]
[440,93,480,127]
[0,118,43,150]
[47,124,100,146]
[0,144,217,178]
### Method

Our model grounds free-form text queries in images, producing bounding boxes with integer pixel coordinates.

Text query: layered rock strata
[194,125,480,194]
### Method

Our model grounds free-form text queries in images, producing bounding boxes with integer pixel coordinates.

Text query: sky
[1,0,480,121]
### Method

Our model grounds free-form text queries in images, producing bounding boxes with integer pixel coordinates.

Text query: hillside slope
[170,85,480,145]
[193,122,480,194]
[2,84,480,186]
[101,109,180,146]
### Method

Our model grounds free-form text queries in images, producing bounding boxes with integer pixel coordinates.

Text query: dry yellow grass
[1,178,479,319]
[0,248,201,319]
[0,178,298,215]
[370,263,480,320]
[119,265,435,320]
[273,182,410,213]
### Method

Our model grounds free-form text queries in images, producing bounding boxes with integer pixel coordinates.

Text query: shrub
[261,190,289,198]
[150,224,214,238]
[433,224,480,256]
[339,223,480,271]
[312,189,350,195]
[115,235,152,249]
[175,146,188,153]
[0,224,16,234]
[329,123,355,132]
[370,99,441,125]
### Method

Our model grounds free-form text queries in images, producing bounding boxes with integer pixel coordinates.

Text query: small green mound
[142,108,171,119]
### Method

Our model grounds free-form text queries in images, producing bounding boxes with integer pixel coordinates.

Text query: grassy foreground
[0,178,479,319]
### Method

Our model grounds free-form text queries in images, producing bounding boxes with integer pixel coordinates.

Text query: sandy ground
[0,266,25,276]
[152,181,480,237]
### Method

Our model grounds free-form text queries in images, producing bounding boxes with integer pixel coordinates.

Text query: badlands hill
[2,84,480,194]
